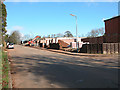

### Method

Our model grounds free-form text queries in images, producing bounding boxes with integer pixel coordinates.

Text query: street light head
[70,14,75,16]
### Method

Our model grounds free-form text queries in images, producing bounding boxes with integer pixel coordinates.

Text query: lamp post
[70,14,78,53]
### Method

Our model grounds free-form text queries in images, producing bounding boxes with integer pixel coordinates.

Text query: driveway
[8,45,119,88]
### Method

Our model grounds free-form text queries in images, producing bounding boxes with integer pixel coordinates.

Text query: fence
[49,43,60,50]
[103,43,120,54]
[80,43,120,54]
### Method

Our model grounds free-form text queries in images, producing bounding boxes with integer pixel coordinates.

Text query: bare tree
[98,27,104,36]
[56,33,64,37]
[87,27,105,38]
[23,34,31,41]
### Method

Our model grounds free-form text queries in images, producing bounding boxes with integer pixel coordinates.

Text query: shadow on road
[10,54,119,88]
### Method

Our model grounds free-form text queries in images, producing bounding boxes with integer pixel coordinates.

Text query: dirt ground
[8,45,119,88]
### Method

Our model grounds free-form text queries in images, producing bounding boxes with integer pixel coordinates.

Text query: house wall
[104,16,120,43]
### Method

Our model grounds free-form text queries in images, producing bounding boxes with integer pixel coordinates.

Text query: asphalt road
[8,45,119,88]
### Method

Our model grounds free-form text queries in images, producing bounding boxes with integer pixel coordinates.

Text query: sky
[4,1,118,39]
[4,0,120,2]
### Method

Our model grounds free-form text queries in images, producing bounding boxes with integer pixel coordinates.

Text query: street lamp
[70,14,78,53]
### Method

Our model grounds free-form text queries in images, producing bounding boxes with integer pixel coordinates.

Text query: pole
[70,14,78,53]
[75,16,78,53]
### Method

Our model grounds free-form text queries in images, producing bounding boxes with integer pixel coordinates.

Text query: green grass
[0,51,2,89]
[1,51,9,88]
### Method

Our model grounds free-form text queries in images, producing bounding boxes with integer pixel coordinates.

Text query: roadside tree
[8,30,21,44]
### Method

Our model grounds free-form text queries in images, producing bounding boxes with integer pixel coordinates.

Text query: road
[8,45,119,88]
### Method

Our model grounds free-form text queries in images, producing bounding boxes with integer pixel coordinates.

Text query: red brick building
[82,15,120,44]
[104,15,120,43]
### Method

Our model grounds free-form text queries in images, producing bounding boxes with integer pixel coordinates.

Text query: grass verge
[2,51,9,88]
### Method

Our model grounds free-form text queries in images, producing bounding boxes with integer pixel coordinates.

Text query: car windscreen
[9,43,14,45]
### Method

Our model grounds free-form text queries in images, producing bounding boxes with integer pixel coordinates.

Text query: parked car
[0,44,3,47]
[7,43,14,49]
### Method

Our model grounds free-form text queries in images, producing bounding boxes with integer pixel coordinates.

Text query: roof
[104,15,120,22]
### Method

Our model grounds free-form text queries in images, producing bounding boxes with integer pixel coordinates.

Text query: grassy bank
[2,51,9,88]
[0,51,2,89]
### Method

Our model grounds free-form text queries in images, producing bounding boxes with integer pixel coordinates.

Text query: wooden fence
[103,43,120,54]
[49,43,60,50]
[80,43,120,54]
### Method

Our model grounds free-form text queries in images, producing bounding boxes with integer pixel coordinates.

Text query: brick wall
[81,36,103,44]
[104,16,120,43]
[104,34,120,43]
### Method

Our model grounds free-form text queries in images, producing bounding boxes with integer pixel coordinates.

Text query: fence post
[118,43,119,54]
[114,43,118,54]
[103,43,107,54]
[94,44,97,54]
[97,44,99,53]
[100,44,103,54]
[91,44,94,54]
[110,43,114,54]
[87,44,90,53]
[107,43,110,54]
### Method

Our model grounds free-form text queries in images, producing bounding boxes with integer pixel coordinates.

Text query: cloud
[6,26,24,35]
[102,18,106,22]
[5,0,120,2]
[12,26,24,31]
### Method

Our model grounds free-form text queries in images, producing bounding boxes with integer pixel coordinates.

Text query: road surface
[8,45,119,88]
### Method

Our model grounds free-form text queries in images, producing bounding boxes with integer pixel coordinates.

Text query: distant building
[39,37,84,49]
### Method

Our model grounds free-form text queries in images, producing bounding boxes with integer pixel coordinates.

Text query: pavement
[8,45,119,88]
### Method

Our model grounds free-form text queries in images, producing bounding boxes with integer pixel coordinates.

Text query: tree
[87,28,105,38]
[47,35,50,38]
[64,31,73,37]
[98,27,104,36]
[51,34,54,38]
[56,33,64,37]
[8,31,21,44]
[0,1,7,46]
[1,2,7,34]
[4,34,9,42]
[24,34,31,41]
[50,34,55,38]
